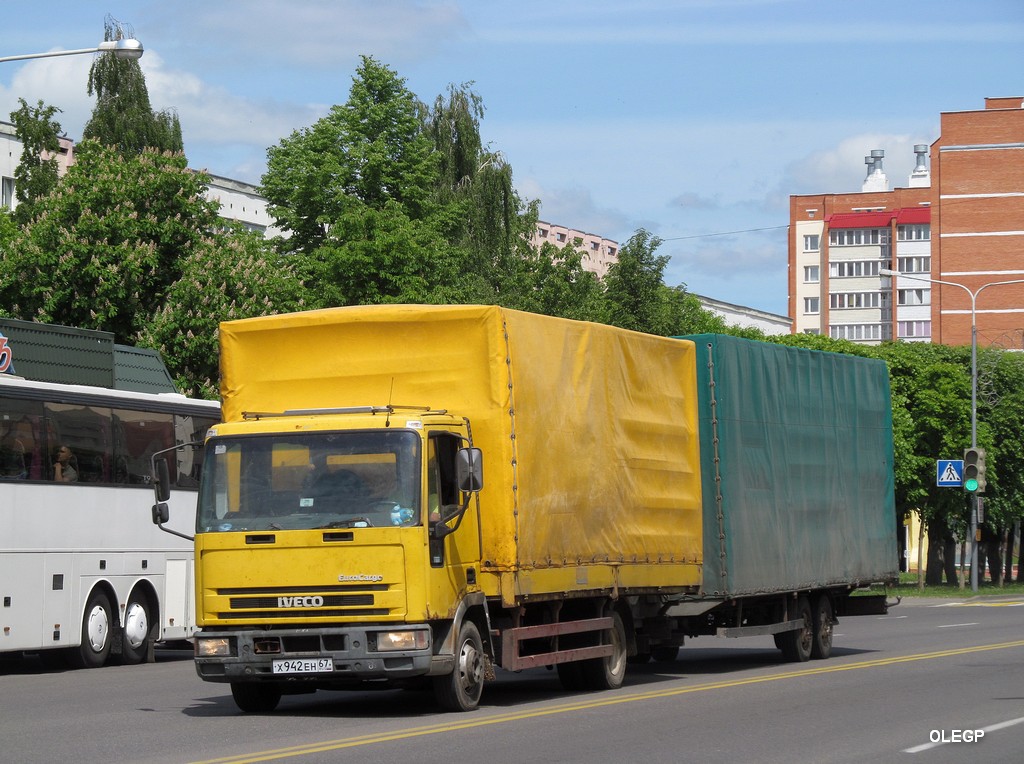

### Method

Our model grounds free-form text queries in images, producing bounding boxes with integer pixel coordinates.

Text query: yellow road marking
[193,639,1024,764]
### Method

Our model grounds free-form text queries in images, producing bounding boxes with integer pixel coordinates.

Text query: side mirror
[153,456,171,503]
[455,447,483,493]
[152,502,169,525]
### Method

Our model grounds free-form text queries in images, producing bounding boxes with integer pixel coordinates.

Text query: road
[2,597,1023,764]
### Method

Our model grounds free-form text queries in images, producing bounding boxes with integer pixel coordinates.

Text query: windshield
[197,430,421,533]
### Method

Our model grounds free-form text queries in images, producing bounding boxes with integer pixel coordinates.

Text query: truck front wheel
[231,682,282,713]
[434,620,485,711]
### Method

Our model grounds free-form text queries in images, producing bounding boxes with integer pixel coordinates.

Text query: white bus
[0,373,220,667]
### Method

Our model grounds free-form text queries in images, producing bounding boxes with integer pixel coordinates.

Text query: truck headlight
[376,630,429,652]
[195,637,233,657]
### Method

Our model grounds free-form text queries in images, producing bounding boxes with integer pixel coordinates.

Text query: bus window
[113,408,175,485]
[0,397,44,480]
[43,402,113,483]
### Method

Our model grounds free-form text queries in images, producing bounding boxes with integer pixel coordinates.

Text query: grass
[888,571,1024,598]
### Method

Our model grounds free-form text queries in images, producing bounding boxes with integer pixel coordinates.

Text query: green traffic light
[965,477,979,492]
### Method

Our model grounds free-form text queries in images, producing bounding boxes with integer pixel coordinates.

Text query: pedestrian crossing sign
[936,459,963,487]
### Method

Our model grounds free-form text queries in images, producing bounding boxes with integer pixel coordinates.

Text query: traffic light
[963,447,987,493]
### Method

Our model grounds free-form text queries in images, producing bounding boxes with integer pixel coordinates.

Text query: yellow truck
[152,304,897,712]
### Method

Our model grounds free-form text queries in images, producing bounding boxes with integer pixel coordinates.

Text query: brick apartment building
[790,97,1024,348]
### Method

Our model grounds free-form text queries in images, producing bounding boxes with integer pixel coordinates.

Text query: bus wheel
[69,590,113,668]
[231,682,282,713]
[120,591,153,665]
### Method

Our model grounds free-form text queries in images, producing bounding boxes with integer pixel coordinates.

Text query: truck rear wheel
[230,682,282,713]
[778,596,813,663]
[811,595,833,660]
[578,611,628,690]
[434,620,485,711]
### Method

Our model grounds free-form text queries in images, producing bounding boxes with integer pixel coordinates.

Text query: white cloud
[0,55,97,137]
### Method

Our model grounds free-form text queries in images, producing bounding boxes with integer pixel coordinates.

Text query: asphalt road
[2,596,1023,764]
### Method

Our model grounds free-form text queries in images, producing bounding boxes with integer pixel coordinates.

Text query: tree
[139,225,304,398]
[425,83,535,298]
[83,17,183,156]
[262,56,456,307]
[603,229,671,334]
[9,99,63,225]
[0,139,219,341]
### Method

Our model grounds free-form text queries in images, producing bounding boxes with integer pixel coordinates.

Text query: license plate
[272,658,334,674]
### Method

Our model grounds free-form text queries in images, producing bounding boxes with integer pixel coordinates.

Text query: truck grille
[216,584,390,619]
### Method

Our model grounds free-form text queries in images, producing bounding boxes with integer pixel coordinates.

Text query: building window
[897,224,930,241]
[537,227,548,238]
[829,323,886,341]
[555,232,566,242]
[803,265,820,283]
[1,176,14,210]
[829,228,889,247]
[591,241,600,250]
[803,234,820,252]
[830,292,883,310]
[803,297,820,315]
[802,328,821,335]
[896,256,930,274]
[608,247,617,256]
[898,320,931,338]
[897,288,929,306]
[830,260,883,278]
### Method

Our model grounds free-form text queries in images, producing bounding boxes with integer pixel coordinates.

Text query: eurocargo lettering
[151,305,899,713]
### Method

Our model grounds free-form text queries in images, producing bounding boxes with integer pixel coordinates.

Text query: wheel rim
[457,635,483,696]
[85,603,110,653]
[124,601,149,650]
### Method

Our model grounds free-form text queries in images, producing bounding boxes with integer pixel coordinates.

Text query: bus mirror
[153,457,171,503]
[456,447,483,493]
[152,502,169,525]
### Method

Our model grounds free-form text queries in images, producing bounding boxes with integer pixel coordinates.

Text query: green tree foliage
[83,18,183,156]
[0,140,219,339]
[425,83,536,293]
[262,56,456,307]
[9,99,63,225]
[603,229,672,334]
[139,225,304,398]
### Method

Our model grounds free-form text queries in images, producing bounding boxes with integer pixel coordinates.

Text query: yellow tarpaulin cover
[220,305,702,583]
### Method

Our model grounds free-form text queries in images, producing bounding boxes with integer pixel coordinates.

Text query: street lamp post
[881,267,1024,591]
[0,38,143,64]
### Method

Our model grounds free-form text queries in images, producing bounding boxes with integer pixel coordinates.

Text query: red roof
[826,212,894,228]
[895,207,931,224]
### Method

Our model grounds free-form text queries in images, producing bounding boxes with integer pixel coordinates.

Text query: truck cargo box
[682,334,898,597]
[220,305,706,600]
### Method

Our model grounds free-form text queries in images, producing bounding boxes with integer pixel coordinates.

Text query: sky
[1,1,1022,317]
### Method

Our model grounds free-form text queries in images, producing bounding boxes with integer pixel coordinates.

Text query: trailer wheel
[68,589,113,669]
[434,620,485,711]
[231,682,282,713]
[811,595,833,660]
[778,596,813,663]
[579,610,628,690]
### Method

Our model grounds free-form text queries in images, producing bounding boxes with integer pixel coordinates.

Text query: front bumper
[194,624,438,685]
